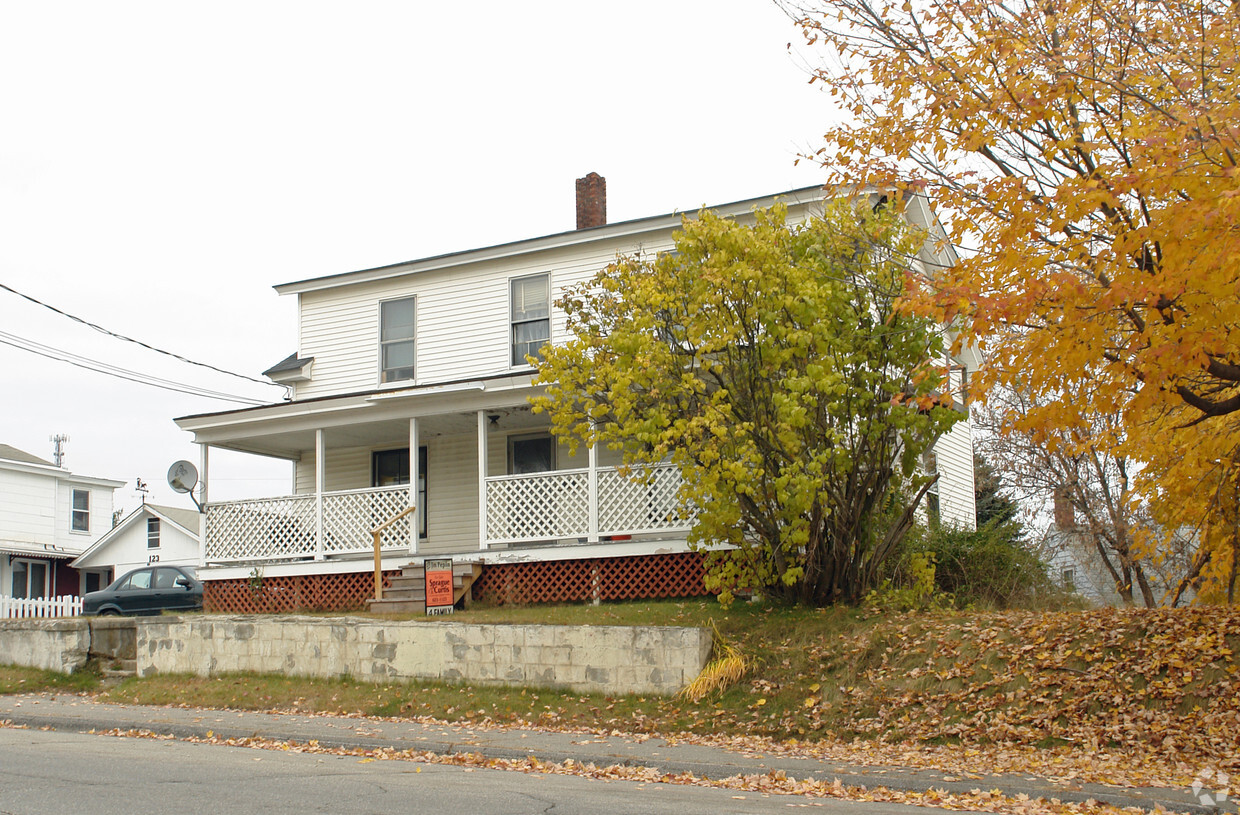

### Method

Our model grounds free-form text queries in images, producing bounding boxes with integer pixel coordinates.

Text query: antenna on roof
[50,434,69,468]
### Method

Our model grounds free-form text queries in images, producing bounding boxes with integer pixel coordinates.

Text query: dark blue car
[82,565,203,616]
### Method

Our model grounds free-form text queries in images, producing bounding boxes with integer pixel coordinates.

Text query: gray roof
[0,444,55,468]
[263,353,314,377]
[147,504,201,533]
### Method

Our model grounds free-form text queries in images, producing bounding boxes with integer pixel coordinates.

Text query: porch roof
[1,541,81,560]
[174,372,546,460]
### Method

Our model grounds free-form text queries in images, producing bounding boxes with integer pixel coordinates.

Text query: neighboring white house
[70,503,201,590]
[174,176,978,607]
[1043,490,1195,607]
[0,444,125,598]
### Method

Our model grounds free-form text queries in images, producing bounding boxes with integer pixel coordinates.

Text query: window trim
[509,272,551,369]
[71,489,90,534]
[378,295,417,386]
[147,517,161,549]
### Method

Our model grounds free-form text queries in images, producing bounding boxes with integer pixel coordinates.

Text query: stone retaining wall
[137,616,712,696]
[0,618,91,674]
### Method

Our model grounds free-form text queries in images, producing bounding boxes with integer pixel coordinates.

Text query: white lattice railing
[486,469,591,543]
[1,595,83,619]
[598,465,688,535]
[485,464,691,546]
[323,485,413,555]
[205,486,412,564]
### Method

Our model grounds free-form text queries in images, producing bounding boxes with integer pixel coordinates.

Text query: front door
[372,446,428,538]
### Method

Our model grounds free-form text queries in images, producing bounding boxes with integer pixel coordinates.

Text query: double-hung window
[380,296,416,383]
[511,273,550,366]
[147,517,161,549]
[71,489,90,533]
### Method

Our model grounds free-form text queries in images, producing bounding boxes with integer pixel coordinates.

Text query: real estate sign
[425,559,454,616]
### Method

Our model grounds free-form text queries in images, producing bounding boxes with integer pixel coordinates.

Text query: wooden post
[371,505,417,602]
[373,528,384,601]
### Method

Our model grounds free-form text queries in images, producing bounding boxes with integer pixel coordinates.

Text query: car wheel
[98,609,121,617]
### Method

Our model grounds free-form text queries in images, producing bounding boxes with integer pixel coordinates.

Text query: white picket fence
[0,595,83,619]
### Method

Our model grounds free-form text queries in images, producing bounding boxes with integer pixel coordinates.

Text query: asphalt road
[0,728,927,815]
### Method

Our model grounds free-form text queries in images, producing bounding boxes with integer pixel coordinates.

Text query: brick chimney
[1053,486,1076,530]
[575,172,606,229]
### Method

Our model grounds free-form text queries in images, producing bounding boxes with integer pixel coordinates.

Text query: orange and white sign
[425,559,454,615]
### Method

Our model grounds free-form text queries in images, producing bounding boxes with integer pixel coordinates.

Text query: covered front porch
[177,376,692,570]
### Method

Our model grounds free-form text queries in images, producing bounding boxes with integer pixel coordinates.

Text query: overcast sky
[1,1,833,514]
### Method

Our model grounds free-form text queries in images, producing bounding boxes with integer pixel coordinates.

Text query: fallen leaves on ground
[90,727,1180,815]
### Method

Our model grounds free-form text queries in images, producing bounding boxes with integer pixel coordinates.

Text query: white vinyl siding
[72,511,200,576]
[293,234,676,400]
[932,417,976,530]
[0,469,56,545]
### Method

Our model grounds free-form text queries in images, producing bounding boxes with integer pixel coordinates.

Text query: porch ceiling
[178,374,550,460]
[198,404,550,460]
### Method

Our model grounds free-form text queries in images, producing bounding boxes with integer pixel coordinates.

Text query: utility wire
[0,330,268,406]
[0,280,282,388]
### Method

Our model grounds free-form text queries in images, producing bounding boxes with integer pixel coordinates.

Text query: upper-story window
[511,273,550,367]
[71,489,90,533]
[380,296,416,383]
[147,517,161,549]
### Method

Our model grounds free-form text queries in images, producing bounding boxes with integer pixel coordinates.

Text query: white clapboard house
[174,176,978,611]
[70,503,201,590]
[0,444,124,603]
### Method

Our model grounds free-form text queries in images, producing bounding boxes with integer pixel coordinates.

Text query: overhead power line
[0,280,282,389]
[0,330,268,406]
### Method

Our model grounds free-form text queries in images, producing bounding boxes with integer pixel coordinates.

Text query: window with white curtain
[511,273,550,366]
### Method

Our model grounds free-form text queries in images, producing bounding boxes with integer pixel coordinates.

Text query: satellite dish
[167,460,199,494]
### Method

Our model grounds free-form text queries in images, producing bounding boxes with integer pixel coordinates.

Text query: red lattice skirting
[471,552,710,606]
[204,552,711,613]
[205,571,397,614]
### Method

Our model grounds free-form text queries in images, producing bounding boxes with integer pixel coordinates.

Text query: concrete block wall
[0,619,91,674]
[137,616,712,695]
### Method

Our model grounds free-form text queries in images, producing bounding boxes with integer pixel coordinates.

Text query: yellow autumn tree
[531,202,962,606]
[780,0,1240,598]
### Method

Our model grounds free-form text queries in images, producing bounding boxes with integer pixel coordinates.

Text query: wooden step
[366,598,426,615]
[368,560,482,615]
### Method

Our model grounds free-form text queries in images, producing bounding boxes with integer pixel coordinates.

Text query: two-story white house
[0,444,125,599]
[175,176,978,611]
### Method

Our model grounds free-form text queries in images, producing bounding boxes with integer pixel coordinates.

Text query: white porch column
[409,417,420,554]
[197,443,209,567]
[587,429,599,543]
[315,428,325,561]
[478,410,488,550]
